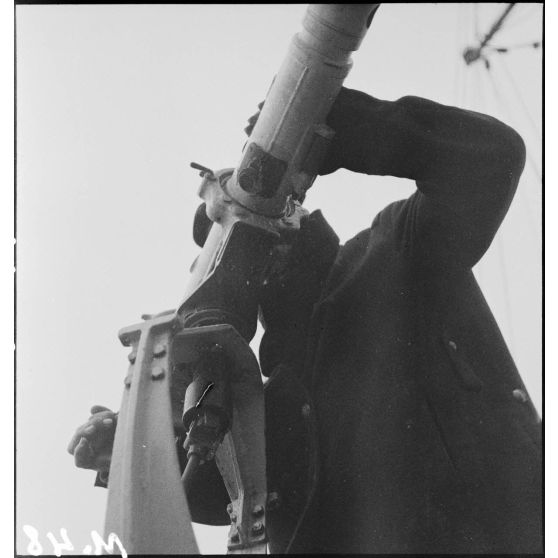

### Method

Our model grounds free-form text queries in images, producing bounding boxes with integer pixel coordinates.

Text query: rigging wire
[496,232,517,351]
[484,65,542,183]
[476,54,485,112]
[479,3,516,49]
[474,2,480,41]
[483,64,540,245]
[471,7,540,346]
[453,4,467,107]
[460,2,541,407]
[463,3,516,67]
[461,4,475,109]
[497,3,541,31]
[488,41,541,52]
[472,59,487,285]
[461,0,542,181]
[477,65,520,353]
[461,4,470,108]
[497,54,542,143]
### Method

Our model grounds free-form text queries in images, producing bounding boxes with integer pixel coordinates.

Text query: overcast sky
[15,4,542,554]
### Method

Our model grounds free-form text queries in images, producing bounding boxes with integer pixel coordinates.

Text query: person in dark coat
[68,87,542,554]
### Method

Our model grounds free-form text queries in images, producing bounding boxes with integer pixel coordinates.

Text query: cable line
[496,232,516,351]
[463,4,516,67]
[498,54,542,143]
[460,2,541,409]
[479,3,516,48]
[484,65,542,183]
[474,2,480,40]
[482,64,540,244]
[488,41,541,53]
[499,4,541,31]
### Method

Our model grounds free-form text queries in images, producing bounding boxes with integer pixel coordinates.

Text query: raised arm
[322,87,526,268]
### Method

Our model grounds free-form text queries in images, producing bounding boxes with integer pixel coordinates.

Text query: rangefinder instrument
[104,5,380,554]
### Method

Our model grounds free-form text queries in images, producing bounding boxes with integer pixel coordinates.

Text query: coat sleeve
[323,88,526,268]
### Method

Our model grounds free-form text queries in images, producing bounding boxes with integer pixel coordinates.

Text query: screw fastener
[153,343,166,357]
[124,375,132,388]
[151,366,165,380]
[252,522,264,536]
[252,505,264,517]
[128,352,136,364]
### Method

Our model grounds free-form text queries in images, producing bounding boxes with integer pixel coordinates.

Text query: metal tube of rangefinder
[226,4,380,217]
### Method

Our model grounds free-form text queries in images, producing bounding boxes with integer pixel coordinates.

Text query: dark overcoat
[187,90,542,554]
[260,205,542,554]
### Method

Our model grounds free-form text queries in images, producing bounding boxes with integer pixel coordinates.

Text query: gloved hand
[67,405,117,474]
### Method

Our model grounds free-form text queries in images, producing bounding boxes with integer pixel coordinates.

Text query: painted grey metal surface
[104,314,199,554]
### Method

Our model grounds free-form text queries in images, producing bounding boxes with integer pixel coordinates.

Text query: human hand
[67,405,117,473]
[244,101,265,137]
[242,89,355,176]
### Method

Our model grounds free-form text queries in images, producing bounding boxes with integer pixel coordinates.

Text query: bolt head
[128,352,136,364]
[251,522,264,536]
[301,403,311,418]
[124,375,132,388]
[151,366,165,380]
[226,503,233,515]
[252,505,264,517]
[153,343,166,357]
[230,532,240,543]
